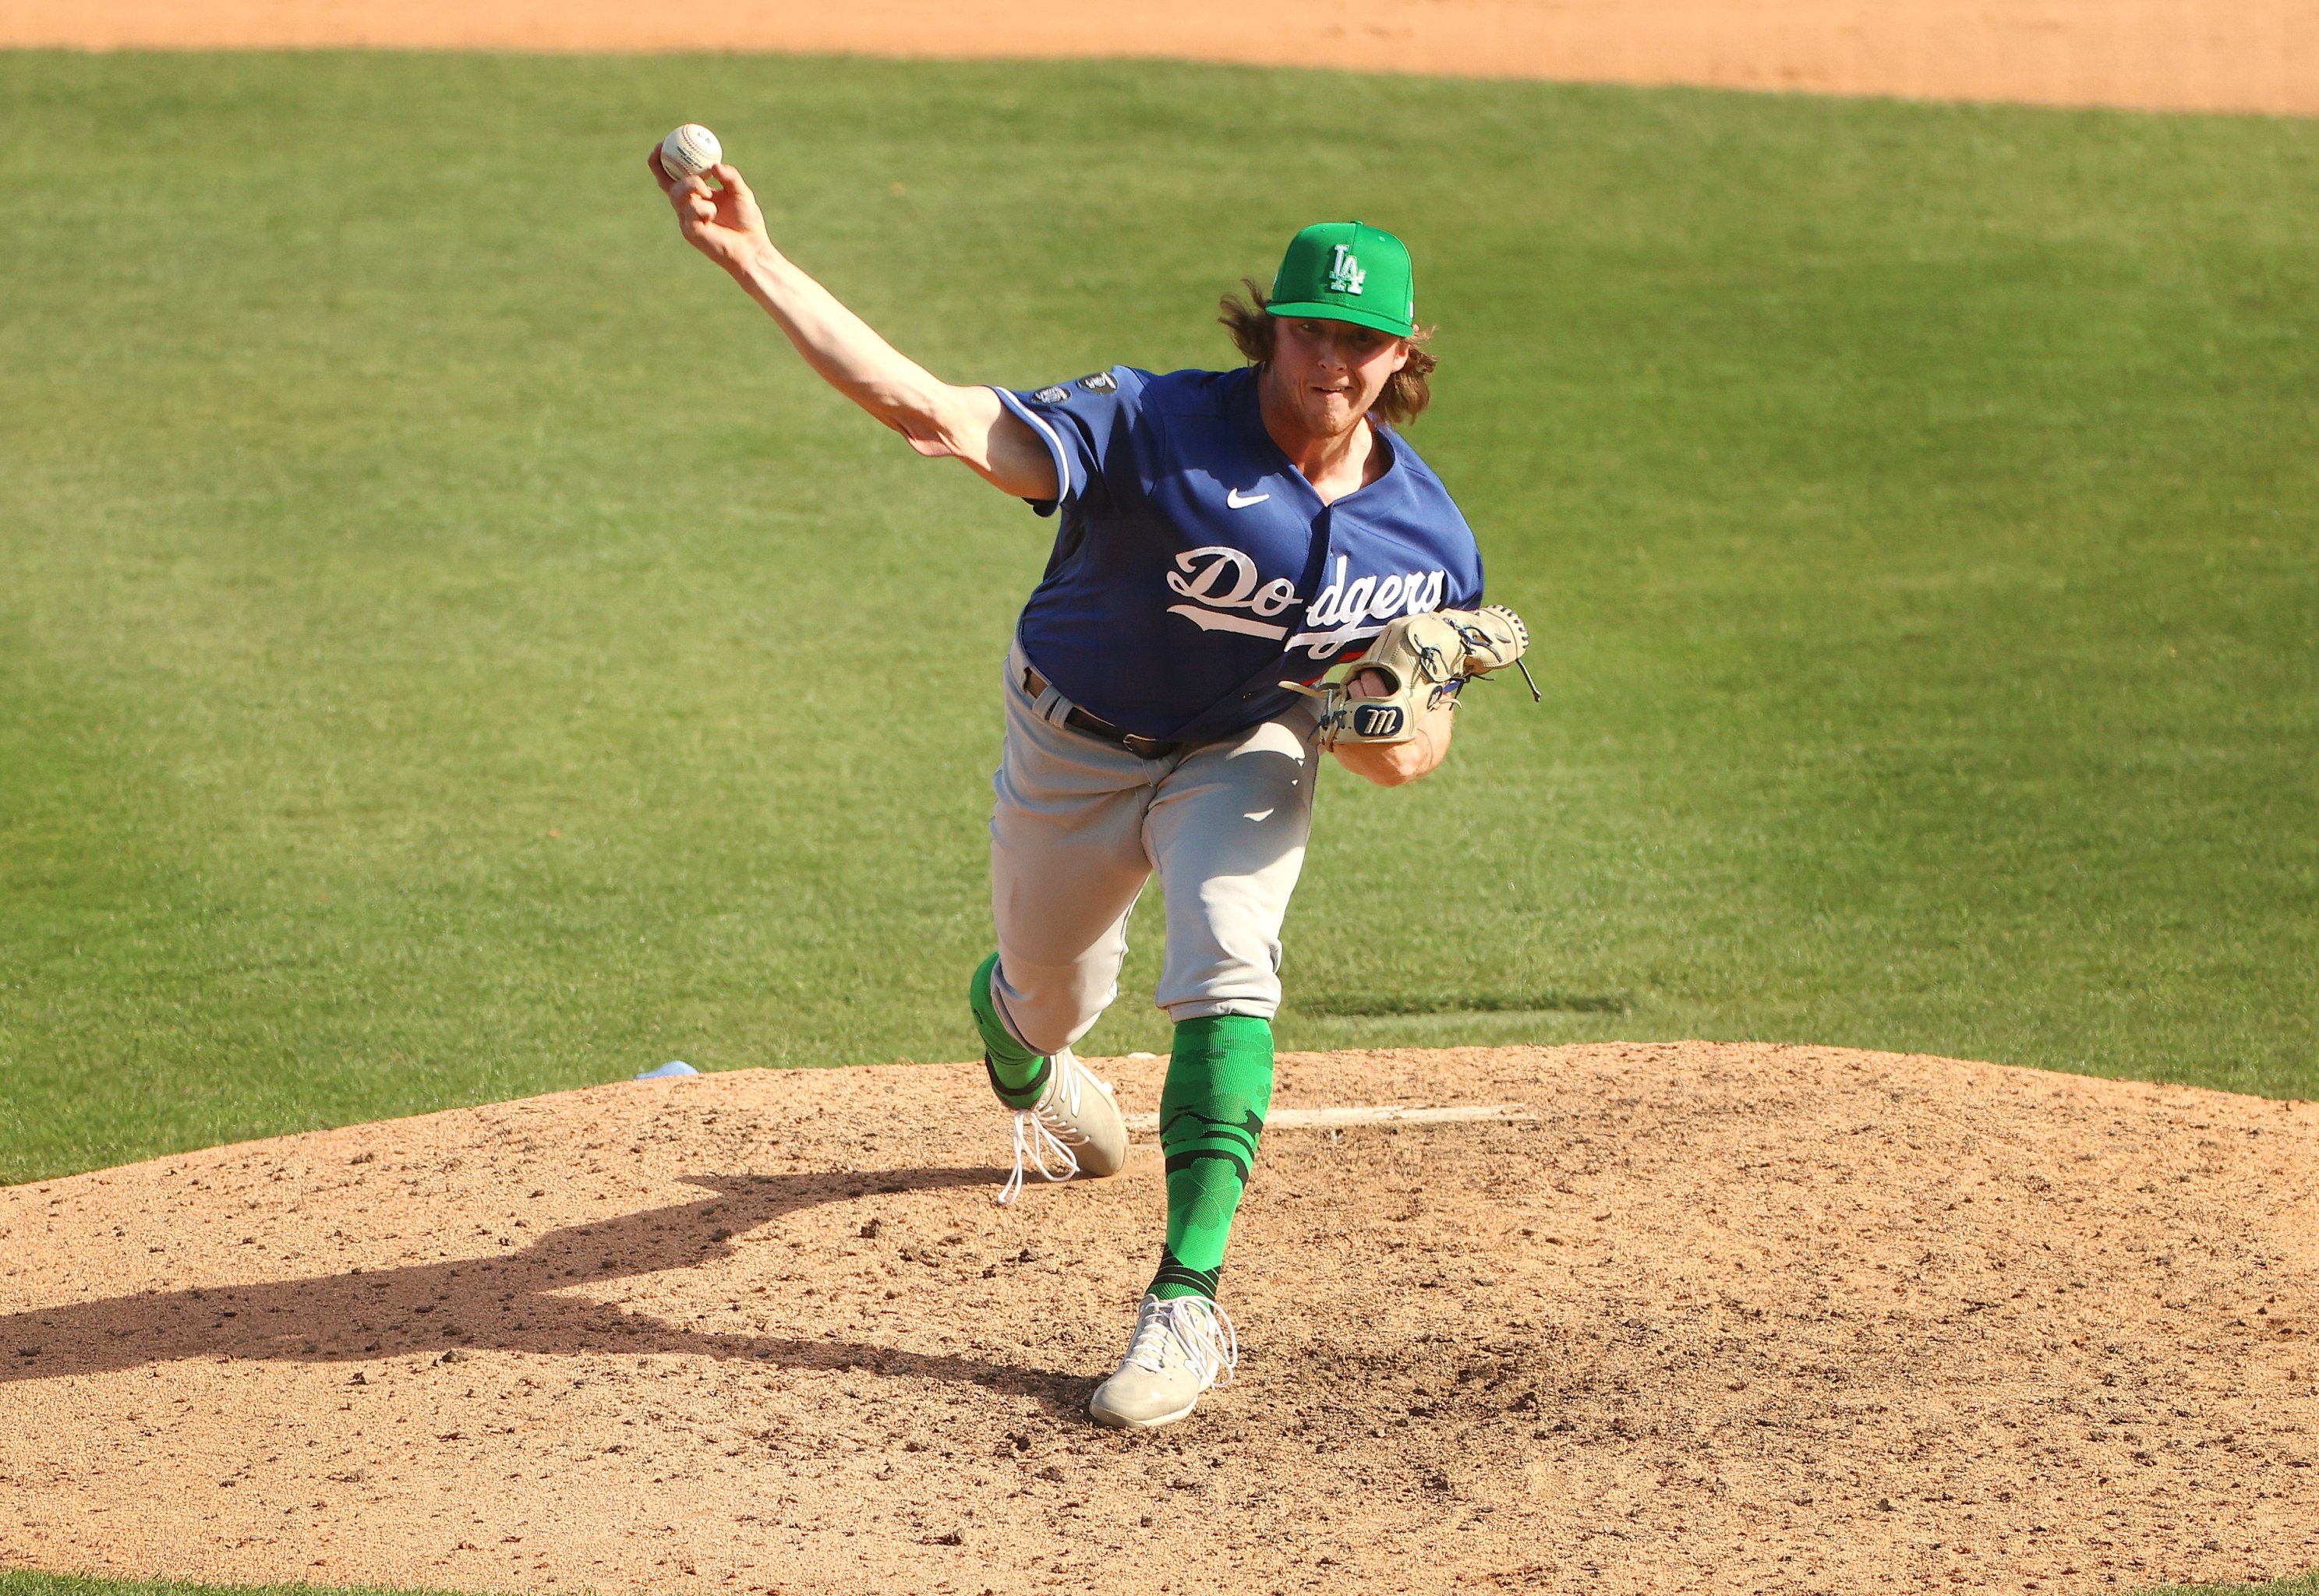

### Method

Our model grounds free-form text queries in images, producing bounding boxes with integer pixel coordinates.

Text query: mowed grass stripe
[0,1577,467,1596]
[1,55,2314,1186]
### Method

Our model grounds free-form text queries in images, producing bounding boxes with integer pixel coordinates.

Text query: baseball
[659,123,722,184]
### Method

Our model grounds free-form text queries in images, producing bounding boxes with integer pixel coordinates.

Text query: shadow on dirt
[0,1167,1088,1415]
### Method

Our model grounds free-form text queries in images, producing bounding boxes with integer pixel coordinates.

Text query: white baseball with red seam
[659,123,722,183]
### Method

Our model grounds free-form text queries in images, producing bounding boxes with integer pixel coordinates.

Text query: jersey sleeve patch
[1002,367,1143,517]
[991,385,1076,512]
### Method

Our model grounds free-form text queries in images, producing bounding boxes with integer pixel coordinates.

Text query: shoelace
[1122,1296,1239,1389]
[993,1054,1106,1206]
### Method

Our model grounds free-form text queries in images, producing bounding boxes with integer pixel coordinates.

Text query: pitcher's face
[1265,316,1410,439]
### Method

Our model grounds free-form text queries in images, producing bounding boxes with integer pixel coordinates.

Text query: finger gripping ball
[660,123,723,182]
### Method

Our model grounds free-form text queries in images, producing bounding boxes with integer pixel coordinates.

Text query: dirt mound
[3,1042,2317,1594]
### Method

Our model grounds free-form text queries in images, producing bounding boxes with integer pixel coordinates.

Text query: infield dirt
[4,1043,2316,1594]
[5,0,2317,116]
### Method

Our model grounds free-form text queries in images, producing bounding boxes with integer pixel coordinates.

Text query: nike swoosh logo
[1225,488,1271,509]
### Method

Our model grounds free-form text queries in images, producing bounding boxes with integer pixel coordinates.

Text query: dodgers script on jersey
[993,365,1484,743]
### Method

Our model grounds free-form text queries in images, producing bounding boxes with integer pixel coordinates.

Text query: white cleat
[991,1047,1128,1206]
[1087,1294,1238,1430]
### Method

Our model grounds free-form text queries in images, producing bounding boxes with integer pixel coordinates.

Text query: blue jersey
[995,364,1484,743]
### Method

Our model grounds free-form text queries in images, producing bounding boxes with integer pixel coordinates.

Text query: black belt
[1022,666,1184,760]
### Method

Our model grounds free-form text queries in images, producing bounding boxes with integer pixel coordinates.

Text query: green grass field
[2,45,2315,1596]
[2,53,2314,1192]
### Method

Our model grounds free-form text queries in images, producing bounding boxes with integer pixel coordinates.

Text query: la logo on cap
[1267,221,1413,336]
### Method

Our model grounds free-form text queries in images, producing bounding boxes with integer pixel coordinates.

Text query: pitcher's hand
[648,148,769,277]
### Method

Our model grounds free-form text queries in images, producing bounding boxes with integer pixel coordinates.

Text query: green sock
[968,952,1048,1108]
[1149,1015,1274,1301]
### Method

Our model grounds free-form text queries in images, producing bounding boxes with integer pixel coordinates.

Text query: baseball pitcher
[651,149,1529,1429]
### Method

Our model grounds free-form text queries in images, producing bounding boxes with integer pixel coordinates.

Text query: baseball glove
[1282,604,1535,749]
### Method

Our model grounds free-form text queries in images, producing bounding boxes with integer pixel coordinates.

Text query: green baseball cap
[1266,220,1416,337]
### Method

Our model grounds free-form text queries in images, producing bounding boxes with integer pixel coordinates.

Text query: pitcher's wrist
[726,239,785,294]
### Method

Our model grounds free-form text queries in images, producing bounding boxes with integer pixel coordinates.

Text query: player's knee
[994,959,1116,1055]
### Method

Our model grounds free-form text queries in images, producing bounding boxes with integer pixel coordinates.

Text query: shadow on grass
[0,1166,1087,1416]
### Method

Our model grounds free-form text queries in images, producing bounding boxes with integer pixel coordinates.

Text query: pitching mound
[3,1043,2316,1594]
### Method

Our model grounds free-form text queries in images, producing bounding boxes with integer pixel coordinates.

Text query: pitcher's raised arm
[647,149,1057,501]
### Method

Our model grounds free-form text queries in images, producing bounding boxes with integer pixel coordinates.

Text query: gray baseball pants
[988,640,1322,1056]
